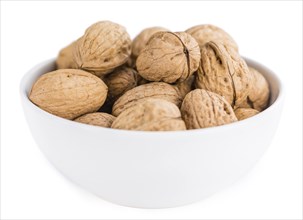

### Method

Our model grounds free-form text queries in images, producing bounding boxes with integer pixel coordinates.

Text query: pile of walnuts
[29,21,270,131]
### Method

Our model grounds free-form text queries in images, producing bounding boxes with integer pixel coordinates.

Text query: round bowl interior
[20,58,284,208]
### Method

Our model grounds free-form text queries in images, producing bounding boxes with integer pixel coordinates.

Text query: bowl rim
[20,57,285,136]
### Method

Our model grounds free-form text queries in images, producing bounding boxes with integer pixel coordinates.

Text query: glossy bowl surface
[20,58,284,208]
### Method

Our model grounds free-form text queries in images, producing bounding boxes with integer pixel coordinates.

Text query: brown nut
[195,41,252,108]
[29,69,108,119]
[112,82,182,116]
[73,21,131,76]
[181,89,237,129]
[136,31,201,83]
[112,98,186,131]
[131,27,169,61]
[238,67,270,111]
[74,112,115,127]
[186,24,238,51]
[56,42,77,69]
[234,108,259,121]
[125,56,136,68]
[136,74,150,86]
[103,66,137,104]
[174,75,195,99]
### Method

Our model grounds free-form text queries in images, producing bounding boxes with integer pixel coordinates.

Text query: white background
[1,1,302,219]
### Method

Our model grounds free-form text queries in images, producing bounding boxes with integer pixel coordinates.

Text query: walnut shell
[136,74,150,86]
[238,67,270,111]
[73,21,131,76]
[56,42,77,69]
[29,69,108,119]
[181,89,237,129]
[174,75,195,99]
[195,41,252,108]
[136,31,201,83]
[103,66,137,103]
[186,24,238,51]
[112,98,186,131]
[125,56,136,68]
[74,112,115,127]
[234,108,259,121]
[131,27,169,61]
[112,82,182,116]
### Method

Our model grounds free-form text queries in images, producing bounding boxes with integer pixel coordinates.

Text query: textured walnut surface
[56,42,77,69]
[181,89,237,129]
[174,75,195,99]
[112,98,186,131]
[74,112,115,127]
[73,21,131,76]
[136,74,150,86]
[238,67,270,111]
[103,66,137,102]
[196,41,252,108]
[234,108,259,121]
[30,21,271,131]
[131,27,169,61]
[186,24,238,51]
[136,31,200,83]
[112,82,182,116]
[29,69,108,119]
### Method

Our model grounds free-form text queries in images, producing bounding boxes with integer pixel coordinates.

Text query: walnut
[29,69,108,119]
[238,67,270,111]
[136,74,150,86]
[131,27,169,62]
[125,56,136,68]
[29,21,271,131]
[73,21,131,77]
[181,89,237,129]
[56,42,77,69]
[103,66,137,105]
[136,31,201,83]
[112,98,186,131]
[174,75,195,99]
[234,108,259,121]
[195,41,252,108]
[186,24,238,51]
[74,112,115,127]
[112,82,182,116]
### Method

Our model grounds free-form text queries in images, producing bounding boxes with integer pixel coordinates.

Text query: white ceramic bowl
[20,58,284,208]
